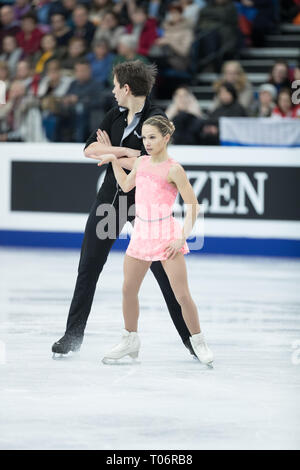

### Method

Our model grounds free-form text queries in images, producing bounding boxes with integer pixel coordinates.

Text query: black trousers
[65,186,191,345]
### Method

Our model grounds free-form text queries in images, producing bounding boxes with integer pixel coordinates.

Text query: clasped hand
[97,154,117,166]
[164,238,186,259]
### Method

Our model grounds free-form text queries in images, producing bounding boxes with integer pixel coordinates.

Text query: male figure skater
[52,60,196,357]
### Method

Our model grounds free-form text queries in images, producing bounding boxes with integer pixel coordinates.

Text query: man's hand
[95,128,140,158]
[126,148,141,158]
[96,129,111,146]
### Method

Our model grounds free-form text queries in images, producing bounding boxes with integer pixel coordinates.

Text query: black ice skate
[52,334,82,358]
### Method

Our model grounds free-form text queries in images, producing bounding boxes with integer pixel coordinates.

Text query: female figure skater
[96,116,214,366]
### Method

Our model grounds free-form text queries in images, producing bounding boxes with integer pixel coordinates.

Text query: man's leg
[149,261,191,343]
[52,192,126,354]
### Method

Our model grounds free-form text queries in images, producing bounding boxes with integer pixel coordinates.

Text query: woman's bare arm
[116,156,138,171]
[97,154,142,192]
[168,164,201,241]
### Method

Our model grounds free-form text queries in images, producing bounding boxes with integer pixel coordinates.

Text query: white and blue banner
[220,117,300,147]
[0,143,299,257]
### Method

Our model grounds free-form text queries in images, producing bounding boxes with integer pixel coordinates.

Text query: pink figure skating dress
[126,155,190,261]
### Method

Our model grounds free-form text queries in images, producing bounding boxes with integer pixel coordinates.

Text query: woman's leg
[123,254,152,332]
[161,253,201,335]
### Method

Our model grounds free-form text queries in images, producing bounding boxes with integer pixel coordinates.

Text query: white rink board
[0,143,299,241]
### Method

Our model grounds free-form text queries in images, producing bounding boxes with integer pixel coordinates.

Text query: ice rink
[0,247,299,450]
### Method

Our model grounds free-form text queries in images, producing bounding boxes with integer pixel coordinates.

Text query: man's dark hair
[219,81,237,101]
[21,11,37,23]
[113,60,157,96]
[135,4,148,15]
[74,4,89,13]
[103,10,119,22]
[46,58,61,70]
[50,12,67,21]
[74,59,91,67]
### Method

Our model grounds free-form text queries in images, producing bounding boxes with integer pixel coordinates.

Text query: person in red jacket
[271,88,300,118]
[16,11,44,59]
[125,3,158,57]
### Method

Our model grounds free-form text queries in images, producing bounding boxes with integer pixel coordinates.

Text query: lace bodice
[135,155,178,220]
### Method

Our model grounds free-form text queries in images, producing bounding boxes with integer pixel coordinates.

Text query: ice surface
[0,247,299,450]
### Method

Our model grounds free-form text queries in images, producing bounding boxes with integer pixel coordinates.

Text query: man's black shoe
[52,334,83,357]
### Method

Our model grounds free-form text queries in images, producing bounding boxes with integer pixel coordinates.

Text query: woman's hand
[97,154,117,166]
[164,238,185,259]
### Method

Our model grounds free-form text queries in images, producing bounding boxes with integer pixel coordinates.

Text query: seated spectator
[58,59,106,142]
[61,0,77,27]
[249,83,277,117]
[46,0,76,27]
[37,59,73,140]
[34,0,54,25]
[72,4,96,44]
[199,81,247,145]
[179,0,203,28]
[14,0,31,21]
[89,0,115,27]
[112,33,148,67]
[50,12,73,52]
[280,0,300,24]
[237,0,277,47]
[86,38,115,86]
[166,86,203,145]
[0,35,23,77]
[15,59,38,95]
[62,37,87,71]
[34,33,60,75]
[93,10,126,51]
[166,86,202,120]
[125,2,158,57]
[37,58,73,99]
[149,3,193,72]
[213,60,254,111]
[0,79,45,142]
[271,88,300,118]
[0,5,21,53]
[269,60,292,93]
[16,12,44,60]
[193,0,238,70]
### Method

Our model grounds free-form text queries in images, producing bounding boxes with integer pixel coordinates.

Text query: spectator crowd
[0,0,299,144]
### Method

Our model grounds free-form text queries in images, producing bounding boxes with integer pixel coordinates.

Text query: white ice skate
[190,332,214,368]
[102,329,140,364]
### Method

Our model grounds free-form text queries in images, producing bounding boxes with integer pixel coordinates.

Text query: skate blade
[192,355,214,368]
[101,352,140,365]
[52,351,80,360]
[205,361,214,369]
